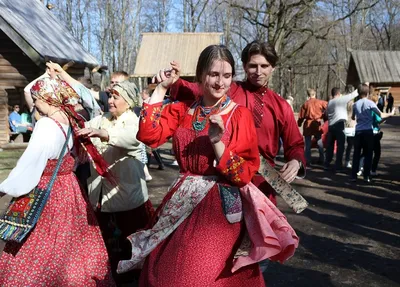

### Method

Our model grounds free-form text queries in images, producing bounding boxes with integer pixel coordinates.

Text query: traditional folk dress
[0,117,114,286]
[170,79,306,205]
[86,110,154,284]
[117,101,299,286]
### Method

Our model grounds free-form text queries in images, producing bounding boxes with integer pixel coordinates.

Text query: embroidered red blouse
[137,101,260,187]
[170,79,306,168]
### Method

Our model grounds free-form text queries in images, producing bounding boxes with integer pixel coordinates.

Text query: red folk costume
[297,98,328,137]
[170,79,306,204]
[0,79,114,286]
[117,100,299,286]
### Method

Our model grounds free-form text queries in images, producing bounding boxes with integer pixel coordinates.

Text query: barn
[132,32,223,91]
[346,50,400,109]
[0,0,103,146]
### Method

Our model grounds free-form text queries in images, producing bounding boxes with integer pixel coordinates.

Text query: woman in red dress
[118,45,298,286]
[0,77,114,286]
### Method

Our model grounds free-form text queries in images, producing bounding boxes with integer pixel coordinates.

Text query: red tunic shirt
[297,98,328,137]
[170,79,306,168]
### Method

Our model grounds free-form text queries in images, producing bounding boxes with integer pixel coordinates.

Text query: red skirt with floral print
[0,155,115,286]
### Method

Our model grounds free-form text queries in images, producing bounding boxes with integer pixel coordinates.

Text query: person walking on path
[297,88,327,165]
[350,84,395,183]
[324,87,358,172]
[344,85,356,168]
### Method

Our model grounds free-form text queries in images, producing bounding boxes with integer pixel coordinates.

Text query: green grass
[0,150,24,182]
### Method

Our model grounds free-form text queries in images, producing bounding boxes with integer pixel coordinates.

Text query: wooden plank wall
[0,89,8,144]
[0,30,42,145]
[389,86,400,111]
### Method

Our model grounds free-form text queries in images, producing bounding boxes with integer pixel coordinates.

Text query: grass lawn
[0,150,24,182]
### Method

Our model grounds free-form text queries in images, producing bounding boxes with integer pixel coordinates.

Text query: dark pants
[345,136,354,162]
[386,105,393,113]
[96,202,154,286]
[372,132,383,172]
[325,121,345,169]
[352,130,374,179]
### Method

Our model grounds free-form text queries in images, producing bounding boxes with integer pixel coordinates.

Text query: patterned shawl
[30,77,114,184]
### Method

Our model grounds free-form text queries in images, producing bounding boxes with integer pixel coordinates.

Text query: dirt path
[146,116,400,287]
[0,117,398,286]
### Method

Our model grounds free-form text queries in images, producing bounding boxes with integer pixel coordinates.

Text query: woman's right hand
[152,61,181,89]
[76,127,109,142]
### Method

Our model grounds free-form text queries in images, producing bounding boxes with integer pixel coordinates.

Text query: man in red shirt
[297,88,327,165]
[157,41,305,204]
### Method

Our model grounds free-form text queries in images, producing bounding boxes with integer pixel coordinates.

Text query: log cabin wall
[0,30,41,145]
[0,30,88,145]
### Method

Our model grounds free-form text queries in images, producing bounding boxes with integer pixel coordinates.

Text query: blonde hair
[307,89,316,98]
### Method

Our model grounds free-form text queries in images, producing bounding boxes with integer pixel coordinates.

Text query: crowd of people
[0,38,396,287]
[297,83,396,182]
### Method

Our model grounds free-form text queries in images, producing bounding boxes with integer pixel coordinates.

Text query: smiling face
[108,91,130,118]
[244,54,275,88]
[201,60,233,104]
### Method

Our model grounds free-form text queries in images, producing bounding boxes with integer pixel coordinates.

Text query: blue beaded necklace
[192,95,231,131]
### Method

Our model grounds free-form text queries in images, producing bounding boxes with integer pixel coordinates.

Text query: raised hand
[152,61,181,89]
[208,115,225,144]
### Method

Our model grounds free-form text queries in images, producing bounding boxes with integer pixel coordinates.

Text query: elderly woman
[0,78,114,286]
[77,80,153,285]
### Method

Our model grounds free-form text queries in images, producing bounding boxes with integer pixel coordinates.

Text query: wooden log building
[132,33,223,91]
[0,0,104,146]
[347,50,400,109]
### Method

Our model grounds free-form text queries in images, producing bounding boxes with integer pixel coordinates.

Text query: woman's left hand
[208,115,225,144]
[76,127,109,142]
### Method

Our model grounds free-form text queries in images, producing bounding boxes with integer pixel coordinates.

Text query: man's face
[14,105,20,112]
[110,75,127,88]
[244,54,275,88]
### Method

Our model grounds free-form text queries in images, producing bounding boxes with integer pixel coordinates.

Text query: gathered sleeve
[215,106,260,187]
[169,78,202,102]
[0,118,70,197]
[137,101,189,148]
[281,103,306,168]
[297,104,306,127]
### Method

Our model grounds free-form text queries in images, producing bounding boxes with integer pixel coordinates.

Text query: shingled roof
[133,33,222,77]
[0,0,99,68]
[348,50,400,84]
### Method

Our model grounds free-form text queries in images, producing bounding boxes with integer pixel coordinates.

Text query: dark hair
[195,45,235,83]
[111,71,129,80]
[344,84,354,94]
[91,84,101,92]
[357,84,369,97]
[241,40,279,67]
[331,87,341,97]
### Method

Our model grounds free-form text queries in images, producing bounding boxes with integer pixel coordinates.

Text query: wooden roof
[0,0,100,68]
[349,50,400,84]
[133,33,223,77]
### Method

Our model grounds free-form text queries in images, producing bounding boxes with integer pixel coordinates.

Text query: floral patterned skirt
[0,156,115,286]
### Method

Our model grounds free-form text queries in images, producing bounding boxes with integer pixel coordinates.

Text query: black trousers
[352,130,374,179]
[372,132,382,172]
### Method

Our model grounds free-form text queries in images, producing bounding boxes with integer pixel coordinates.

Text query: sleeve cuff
[216,149,246,184]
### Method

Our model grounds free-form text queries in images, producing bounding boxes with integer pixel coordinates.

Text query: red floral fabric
[136,102,264,286]
[0,155,115,286]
